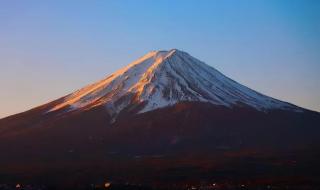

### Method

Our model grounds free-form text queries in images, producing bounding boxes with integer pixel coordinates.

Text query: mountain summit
[48,49,300,119]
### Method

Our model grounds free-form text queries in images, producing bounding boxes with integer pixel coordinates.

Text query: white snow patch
[47,49,302,117]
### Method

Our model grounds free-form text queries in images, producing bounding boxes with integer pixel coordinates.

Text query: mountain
[0,49,320,188]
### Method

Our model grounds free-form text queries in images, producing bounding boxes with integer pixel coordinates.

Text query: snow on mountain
[48,49,301,117]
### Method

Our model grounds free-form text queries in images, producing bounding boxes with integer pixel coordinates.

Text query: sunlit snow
[48,49,301,117]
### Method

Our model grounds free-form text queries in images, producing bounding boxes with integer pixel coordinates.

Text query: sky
[0,0,319,118]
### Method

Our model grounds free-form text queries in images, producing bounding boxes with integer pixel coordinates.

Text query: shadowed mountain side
[0,102,319,186]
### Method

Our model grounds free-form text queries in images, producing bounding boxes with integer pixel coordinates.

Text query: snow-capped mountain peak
[48,49,300,117]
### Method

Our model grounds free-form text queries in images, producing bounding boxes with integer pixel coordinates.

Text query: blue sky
[0,0,319,118]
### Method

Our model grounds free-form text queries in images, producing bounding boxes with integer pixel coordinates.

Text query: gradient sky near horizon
[0,0,319,118]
